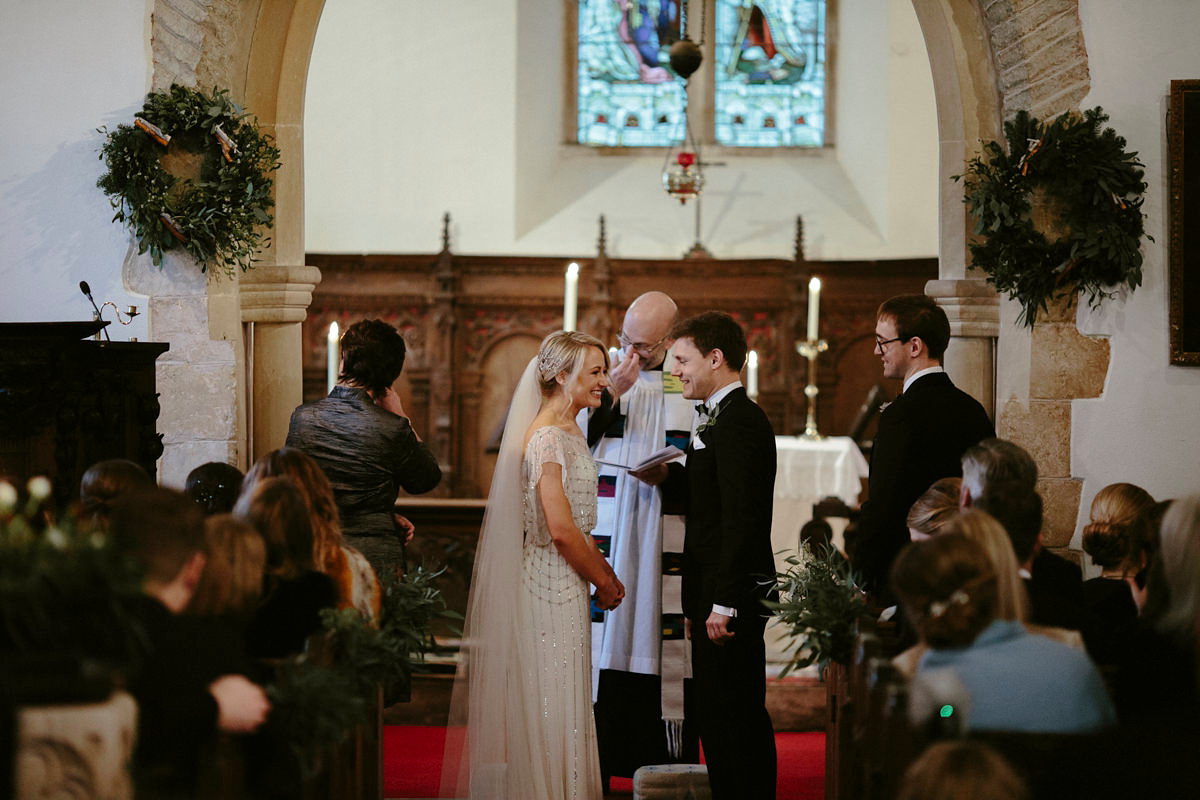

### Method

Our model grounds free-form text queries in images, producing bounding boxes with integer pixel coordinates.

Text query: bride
[443,331,626,799]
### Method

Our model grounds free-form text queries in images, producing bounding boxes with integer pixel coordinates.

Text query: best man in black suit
[634,311,778,799]
[853,295,995,599]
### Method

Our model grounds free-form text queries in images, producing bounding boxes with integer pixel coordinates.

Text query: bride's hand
[595,576,625,611]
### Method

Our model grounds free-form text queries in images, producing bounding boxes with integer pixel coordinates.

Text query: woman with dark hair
[892,533,1114,734]
[78,457,154,527]
[184,461,245,516]
[234,476,338,658]
[286,318,441,577]
[241,447,381,621]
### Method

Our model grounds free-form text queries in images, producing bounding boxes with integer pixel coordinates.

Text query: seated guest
[907,477,963,541]
[242,447,381,621]
[108,487,270,795]
[892,532,1114,734]
[1080,482,1156,667]
[1114,495,1200,721]
[893,510,1081,677]
[78,458,153,527]
[185,461,245,516]
[286,318,442,578]
[960,438,1083,630]
[1126,498,1173,616]
[960,438,1037,504]
[897,740,1028,800]
[234,476,339,659]
[186,513,266,622]
[799,516,835,553]
[976,483,1083,631]
[1110,495,1200,794]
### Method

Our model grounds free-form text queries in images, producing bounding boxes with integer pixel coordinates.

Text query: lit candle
[564,262,579,331]
[327,320,340,394]
[747,349,759,401]
[807,276,821,341]
[608,346,620,366]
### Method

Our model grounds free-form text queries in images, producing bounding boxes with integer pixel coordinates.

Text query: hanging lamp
[662,120,705,204]
[661,0,706,204]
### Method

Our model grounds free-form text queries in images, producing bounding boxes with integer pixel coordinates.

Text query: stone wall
[975,0,1104,558]
[137,0,249,485]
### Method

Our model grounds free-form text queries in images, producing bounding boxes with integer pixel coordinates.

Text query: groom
[634,311,778,799]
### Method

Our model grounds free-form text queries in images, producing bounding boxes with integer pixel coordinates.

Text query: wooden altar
[303,216,935,500]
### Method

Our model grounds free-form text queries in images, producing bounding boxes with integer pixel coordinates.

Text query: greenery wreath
[957,106,1149,326]
[97,84,281,276]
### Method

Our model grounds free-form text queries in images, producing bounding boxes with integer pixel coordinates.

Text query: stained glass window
[714,0,826,147]
[577,1,686,147]
[575,0,827,149]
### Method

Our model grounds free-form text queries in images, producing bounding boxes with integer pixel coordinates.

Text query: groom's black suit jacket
[662,387,778,623]
[853,371,993,596]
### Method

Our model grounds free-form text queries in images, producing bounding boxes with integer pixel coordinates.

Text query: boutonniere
[694,399,727,436]
[879,401,892,414]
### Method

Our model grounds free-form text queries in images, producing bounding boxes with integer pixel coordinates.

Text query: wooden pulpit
[0,322,169,506]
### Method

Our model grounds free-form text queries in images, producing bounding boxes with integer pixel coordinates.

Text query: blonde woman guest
[444,331,624,800]
[907,476,963,541]
[1080,482,1156,666]
[893,509,1083,678]
[897,740,1027,800]
[892,533,1114,734]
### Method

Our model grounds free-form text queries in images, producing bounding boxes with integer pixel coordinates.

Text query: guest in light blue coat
[892,532,1115,734]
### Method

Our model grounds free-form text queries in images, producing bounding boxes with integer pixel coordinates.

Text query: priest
[585,291,699,783]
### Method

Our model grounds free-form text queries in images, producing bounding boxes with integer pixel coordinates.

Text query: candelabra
[796,337,828,439]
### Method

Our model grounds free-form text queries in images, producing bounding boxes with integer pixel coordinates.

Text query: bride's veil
[441,357,542,798]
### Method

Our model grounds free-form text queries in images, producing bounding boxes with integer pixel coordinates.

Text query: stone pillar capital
[926,278,1000,338]
[240,265,323,323]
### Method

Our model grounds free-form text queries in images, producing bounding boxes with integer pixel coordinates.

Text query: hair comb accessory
[927,590,970,619]
[537,351,563,382]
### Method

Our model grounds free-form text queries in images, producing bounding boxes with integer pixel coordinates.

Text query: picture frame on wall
[1168,79,1200,365]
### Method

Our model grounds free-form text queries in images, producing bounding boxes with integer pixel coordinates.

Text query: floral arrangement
[96,84,281,276]
[267,565,459,772]
[956,107,1150,326]
[767,543,870,674]
[0,477,142,661]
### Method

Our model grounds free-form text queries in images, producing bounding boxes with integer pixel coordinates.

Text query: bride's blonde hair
[536,330,608,396]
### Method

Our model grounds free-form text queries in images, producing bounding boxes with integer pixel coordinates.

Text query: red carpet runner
[384,725,824,799]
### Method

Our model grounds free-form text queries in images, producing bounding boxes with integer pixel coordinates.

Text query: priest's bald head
[618,291,678,370]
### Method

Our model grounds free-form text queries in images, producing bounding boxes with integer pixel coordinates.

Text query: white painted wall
[303,0,940,260]
[0,1,150,341]
[1069,0,1200,551]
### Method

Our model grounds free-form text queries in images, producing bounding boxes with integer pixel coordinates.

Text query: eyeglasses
[874,336,909,352]
[618,329,669,353]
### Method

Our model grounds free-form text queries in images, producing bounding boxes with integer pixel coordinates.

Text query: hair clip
[927,589,970,619]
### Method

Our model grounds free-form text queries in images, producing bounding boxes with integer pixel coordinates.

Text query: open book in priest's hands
[595,445,685,472]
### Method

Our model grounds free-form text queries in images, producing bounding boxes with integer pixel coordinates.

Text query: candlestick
[796,336,829,439]
[807,276,821,340]
[327,320,340,394]
[564,262,579,332]
[747,349,759,401]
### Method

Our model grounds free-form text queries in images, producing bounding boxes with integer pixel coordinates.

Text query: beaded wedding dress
[442,359,604,800]
[506,425,604,798]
